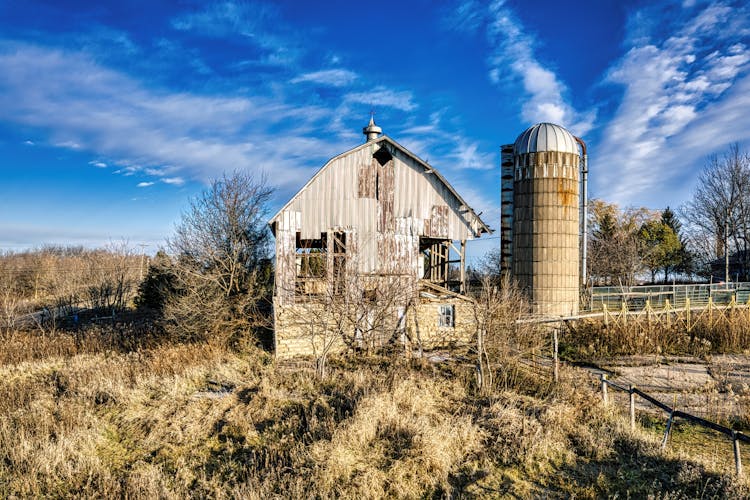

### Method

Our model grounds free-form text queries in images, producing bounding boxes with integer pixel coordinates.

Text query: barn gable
[270,119,491,357]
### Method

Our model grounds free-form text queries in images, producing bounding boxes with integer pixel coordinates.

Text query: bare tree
[0,272,22,334]
[587,200,655,285]
[164,172,274,346]
[473,274,543,393]
[298,274,417,378]
[682,144,750,280]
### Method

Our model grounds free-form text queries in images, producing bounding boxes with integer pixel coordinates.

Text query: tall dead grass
[0,329,745,498]
[564,308,750,360]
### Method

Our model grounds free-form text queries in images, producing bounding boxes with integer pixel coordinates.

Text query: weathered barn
[269,118,491,358]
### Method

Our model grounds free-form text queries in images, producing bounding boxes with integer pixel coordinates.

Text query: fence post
[629,385,636,430]
[601,373,608,405]
[733,431,743,477]
[602,299,612,333]
[665,299,672,329]
[661,411,674,449]
[553,328,559,383]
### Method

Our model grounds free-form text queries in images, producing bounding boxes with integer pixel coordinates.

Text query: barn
[268,117,491,358]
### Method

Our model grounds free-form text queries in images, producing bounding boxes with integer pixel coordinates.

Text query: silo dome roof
[514,122,579,155]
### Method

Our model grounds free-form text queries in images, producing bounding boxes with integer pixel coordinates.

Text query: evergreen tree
[638,220,681,283]
[660,206,693,280]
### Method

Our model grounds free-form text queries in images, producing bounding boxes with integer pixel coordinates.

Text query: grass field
[0,327,747,498]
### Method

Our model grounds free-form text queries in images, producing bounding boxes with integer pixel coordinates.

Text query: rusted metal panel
[273,139,486,244]
[358,161,376,199]
[430,205,448,238]
[377,158,395,232]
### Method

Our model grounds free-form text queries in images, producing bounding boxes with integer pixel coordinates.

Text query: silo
[511,123,581,316]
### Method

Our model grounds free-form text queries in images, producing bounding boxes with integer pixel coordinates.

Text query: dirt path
[598,355,750,420]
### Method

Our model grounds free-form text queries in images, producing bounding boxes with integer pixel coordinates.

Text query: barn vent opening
[373,146,392,166]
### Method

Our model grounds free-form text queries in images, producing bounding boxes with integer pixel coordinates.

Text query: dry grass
[564,306,750,361]
[0,330,746,498]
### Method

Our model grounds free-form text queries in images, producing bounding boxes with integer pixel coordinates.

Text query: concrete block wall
[273,297,476,358]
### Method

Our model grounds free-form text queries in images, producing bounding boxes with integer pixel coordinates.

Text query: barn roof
[268,134,492,237]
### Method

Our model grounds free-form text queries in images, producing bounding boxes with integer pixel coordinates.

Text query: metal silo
[508,123,583,316]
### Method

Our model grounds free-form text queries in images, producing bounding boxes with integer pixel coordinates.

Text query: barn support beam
[460,239,466,294]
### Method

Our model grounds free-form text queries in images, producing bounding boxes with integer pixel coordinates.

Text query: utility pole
[138,243,148,282]
[726,207,730,288]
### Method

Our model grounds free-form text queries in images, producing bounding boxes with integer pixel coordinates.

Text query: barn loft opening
[373,146,392,166]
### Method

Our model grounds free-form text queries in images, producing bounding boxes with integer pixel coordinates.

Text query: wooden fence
[596,297,750,334]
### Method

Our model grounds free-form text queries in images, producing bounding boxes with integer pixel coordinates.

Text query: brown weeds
[0,329,745,498]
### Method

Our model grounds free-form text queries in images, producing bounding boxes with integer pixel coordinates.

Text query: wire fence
[525,327,750,478]
[597,372,748,477]
[587,282,750,312]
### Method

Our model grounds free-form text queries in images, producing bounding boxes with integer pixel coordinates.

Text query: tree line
[589,144,750,286]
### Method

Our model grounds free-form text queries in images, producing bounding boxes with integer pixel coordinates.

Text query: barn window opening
[438,304,455,328]
[296,232,326,295]
[421,238,451,289]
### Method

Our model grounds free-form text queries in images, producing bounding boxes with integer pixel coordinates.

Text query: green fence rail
[586,282,750,312]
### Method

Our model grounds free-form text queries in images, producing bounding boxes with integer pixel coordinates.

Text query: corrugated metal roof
[514,122,579,155]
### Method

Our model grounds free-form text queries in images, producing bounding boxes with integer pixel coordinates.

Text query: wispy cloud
[344,87,417,112]
[171,1,300,67]
[447,0,594,136]
[0,41,343,190]
[485,1,594,135]
[398,111,494,171]
[291,69,358,87]
[596,1,750,205]
[137,181,154,187]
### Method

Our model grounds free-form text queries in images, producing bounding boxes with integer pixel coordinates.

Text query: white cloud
[23,140,34,146]
[161,177,184,186]
[89,160,107,168]
[443,0,484,33]
[171,1,299,67]
[457,0,594,136]
[344,87,417,112]
[291,69,358,87]
[0,41,346,191]
[137,181,154,187]
[595,1,750,206]
[395,110,495,171]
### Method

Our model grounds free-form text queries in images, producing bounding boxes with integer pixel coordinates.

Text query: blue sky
[1,0,749,260]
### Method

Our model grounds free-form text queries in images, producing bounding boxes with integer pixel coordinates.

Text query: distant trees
[587,200,650,285]
[0,245,142,332]
[161,172,274,346]
[682,144,750,280]
[587,201,689,285]
[659,207,692,280]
